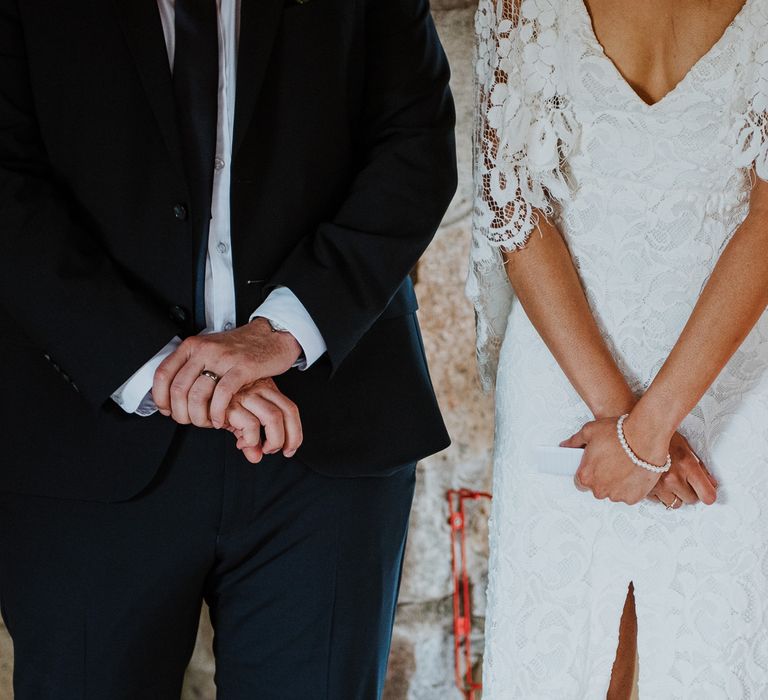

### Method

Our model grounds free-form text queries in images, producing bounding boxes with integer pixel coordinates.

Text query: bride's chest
[561,45,745,194]
[549,0,753,192]
[565,100,742,195]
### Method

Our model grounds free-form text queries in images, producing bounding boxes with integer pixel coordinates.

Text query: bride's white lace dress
[469,0,768,697]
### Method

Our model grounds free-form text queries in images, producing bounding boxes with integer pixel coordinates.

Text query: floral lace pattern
[733,2,768,179]
[476,1,768,698]
[468,0,580,390]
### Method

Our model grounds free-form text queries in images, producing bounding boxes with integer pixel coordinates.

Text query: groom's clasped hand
[151,318,304,463]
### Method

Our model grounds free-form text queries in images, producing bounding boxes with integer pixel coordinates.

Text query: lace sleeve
[467,0,579,390]
[734,8,768,180]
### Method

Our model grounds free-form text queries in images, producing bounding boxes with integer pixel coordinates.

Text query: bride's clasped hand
[561,412,718,508]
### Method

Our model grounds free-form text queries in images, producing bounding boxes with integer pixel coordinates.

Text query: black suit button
[169,305,189,324]
[173,203,188,221]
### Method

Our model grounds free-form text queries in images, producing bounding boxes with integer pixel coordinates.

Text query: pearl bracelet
[616,414,671,474]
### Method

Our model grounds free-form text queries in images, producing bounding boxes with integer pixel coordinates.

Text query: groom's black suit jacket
[0,0,456,501]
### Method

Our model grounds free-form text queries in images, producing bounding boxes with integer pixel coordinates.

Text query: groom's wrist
[248,317,303,368]
[249,287,327,370]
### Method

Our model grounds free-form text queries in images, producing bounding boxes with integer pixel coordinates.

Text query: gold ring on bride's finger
[657,495,671,509]
[668,496,680,510]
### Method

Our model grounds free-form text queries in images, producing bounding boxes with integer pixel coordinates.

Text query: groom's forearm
[504,214,635,419]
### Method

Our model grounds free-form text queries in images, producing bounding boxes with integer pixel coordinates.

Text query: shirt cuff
[250,287,327,370]
[111,337,182,416]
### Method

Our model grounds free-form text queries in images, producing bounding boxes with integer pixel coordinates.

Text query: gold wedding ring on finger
[658,495,680,510]
[200,369,221,384]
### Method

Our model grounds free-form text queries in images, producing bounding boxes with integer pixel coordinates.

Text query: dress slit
[607,582,638,699]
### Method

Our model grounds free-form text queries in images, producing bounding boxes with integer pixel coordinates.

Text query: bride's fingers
[679,440,718,489]
[687,468,717,505]
[649,481,684,507]
[659,472,699,504]
[673,482,699,505]
[652,490,683,509]
[700,462,718,489]
[675,448,717,504]
[561,420,598,448]
[560,431,586,448]
[573,461,591,492]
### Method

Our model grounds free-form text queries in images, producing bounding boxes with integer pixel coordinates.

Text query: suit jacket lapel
[113,0,186,182]
[233,0,284,156]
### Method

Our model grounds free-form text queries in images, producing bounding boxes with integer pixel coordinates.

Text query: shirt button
[169,305,189,324]
[224,322,234,331]
[173,203,188,221]
[214,157,225,171]
[217,241,229,255]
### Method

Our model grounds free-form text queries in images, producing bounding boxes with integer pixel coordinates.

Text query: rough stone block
[0,616,12,700]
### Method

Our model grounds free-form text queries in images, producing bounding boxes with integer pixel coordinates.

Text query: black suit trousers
[0,426,416,700]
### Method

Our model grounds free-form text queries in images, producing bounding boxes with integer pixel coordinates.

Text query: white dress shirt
[112,0,326,416]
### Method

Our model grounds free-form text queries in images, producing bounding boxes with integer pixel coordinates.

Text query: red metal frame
[447,488,492,700]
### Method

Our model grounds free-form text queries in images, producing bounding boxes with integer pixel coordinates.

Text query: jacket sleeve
[265,0,457,372]
[0,0,179,408]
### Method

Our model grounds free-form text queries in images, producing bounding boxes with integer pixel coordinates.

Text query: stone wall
[381,4,493,698]
[0,4,488,698]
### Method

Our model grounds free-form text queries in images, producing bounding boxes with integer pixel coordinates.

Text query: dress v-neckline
[575,0,752,110]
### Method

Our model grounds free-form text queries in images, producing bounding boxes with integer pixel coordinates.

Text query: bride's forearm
[504,213,635,418]
[630,178,768,448]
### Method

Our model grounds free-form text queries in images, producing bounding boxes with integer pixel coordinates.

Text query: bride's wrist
[591,387,637,420]
[622,399,676,465]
